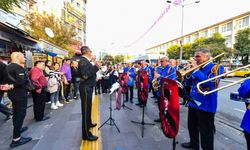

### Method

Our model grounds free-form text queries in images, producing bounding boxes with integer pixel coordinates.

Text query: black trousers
[188,107,215,150]
[0,92,12,117]
[64,81,71,100]
[79,85,94,139]
[126,86,134,102]
[32,89,46,121]
[245,131,250,150]
[8,94,27,139]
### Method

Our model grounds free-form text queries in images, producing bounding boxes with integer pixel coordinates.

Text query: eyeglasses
[160,60,164,62]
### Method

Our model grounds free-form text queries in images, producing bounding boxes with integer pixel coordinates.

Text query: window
[242,16,249,27]
[200,30,208,37]
[210,26,219,35]
[221,22,232,32]
[225,35,232,46]
[192,33,198,41]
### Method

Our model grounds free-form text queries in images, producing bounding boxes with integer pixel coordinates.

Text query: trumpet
[197,64,250,95]
[176,53,225,80]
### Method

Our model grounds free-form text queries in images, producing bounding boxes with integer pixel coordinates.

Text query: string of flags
[124,0,184,48]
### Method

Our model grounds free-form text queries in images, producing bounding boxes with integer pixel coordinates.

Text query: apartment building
[32,0,87,46]
[146,11,250,55]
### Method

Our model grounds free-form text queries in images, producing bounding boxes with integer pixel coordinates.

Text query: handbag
[26,77,35,91]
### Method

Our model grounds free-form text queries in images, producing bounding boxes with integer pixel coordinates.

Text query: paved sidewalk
[0,97,82,150]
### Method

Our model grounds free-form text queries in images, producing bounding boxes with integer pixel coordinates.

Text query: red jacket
[30,67,47,90]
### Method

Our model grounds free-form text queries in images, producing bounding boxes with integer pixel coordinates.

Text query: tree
[167,45,180,59]
[234,28,250,65]
[22,12,78,56]
[182,43,193,60]
[102,54,114,65]
[114,55,125,64]
[204,33,230,56]
[0,0,25,14]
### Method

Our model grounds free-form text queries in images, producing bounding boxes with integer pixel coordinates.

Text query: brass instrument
[197,64,250,95]
[176,53,225,80]
[152,78,160,89]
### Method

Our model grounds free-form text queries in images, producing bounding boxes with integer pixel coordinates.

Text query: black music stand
[98,92,120,133]
[131,104,155,137]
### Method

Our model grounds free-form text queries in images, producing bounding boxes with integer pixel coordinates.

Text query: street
[217,77,246,131]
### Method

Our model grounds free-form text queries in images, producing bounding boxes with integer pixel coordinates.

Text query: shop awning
[47,51,57,57]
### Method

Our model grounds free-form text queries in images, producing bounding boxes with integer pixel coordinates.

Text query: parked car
[222,67,234,78]
[234,68,250,77]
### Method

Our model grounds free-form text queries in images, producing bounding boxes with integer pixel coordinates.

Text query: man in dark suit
[78,46,101,141]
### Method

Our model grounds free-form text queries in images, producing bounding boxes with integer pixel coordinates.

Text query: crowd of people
[0,46,249,149]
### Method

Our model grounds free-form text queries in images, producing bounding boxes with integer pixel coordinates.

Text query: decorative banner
[125,0,184,48]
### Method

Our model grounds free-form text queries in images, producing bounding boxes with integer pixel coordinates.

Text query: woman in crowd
[71,60,80,99]
[47,70,64,110]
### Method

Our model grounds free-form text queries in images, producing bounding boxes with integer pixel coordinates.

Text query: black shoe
[20,127,28,133]
[10,137,32,148]
[181,142,199,149]
[154,101,158,103]
[154,118,161,122]
[90,123,97,128]
[82,135,98,141]
[37,116,50,122]
[130,101,133,104]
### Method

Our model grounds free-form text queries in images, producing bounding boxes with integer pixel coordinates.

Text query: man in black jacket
[78,46,101,141]
[0,60,12,121]
[6,52,32,148]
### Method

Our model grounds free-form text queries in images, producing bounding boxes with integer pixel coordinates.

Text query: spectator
[6,52,32,148]
[0,60,12,121]
[61,58,72,103]
[71,60,80,99]
[30,61,50,121]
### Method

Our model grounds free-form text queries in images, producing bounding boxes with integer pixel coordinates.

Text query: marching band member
[148,63,155,93]
[238,79,250,150]
[154,56,176,122]
[169,59,178,79]
[136,60,152,107]
[181,48,224,150]
[124,63,136,103]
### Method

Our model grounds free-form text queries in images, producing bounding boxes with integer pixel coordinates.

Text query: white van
[129,54,166,64]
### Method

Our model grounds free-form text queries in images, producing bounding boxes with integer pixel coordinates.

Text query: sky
[86,0,250,56]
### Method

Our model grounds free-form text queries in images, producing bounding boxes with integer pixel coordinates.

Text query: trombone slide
[197,64,250,95]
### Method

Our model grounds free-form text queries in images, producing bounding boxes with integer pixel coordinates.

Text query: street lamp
[167,0,200,63]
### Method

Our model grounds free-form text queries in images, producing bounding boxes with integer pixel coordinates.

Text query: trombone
[177,53,225,80]
[197,64,250,95]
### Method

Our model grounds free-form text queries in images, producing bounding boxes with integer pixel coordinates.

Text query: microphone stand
[98,90,120,133]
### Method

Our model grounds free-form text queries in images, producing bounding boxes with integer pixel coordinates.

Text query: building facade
[146,11,250,55]
[32,0,87,46]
